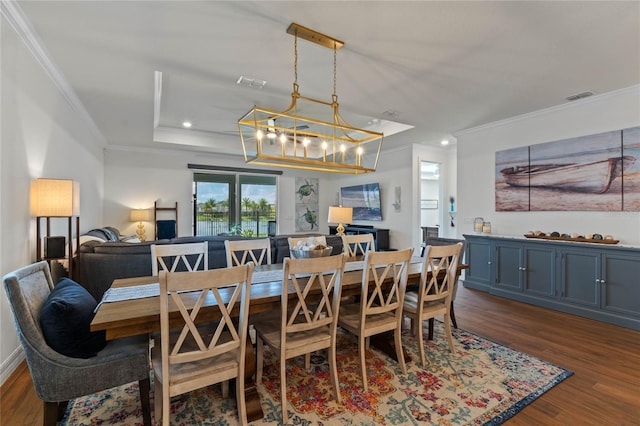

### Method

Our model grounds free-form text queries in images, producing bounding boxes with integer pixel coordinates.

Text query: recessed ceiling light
[441,139,450,146]
[182,121,192,128]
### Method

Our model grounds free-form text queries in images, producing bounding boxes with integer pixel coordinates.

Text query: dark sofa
[77,234,343,301]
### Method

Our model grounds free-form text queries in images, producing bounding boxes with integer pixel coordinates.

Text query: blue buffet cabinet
[462,234,640,331]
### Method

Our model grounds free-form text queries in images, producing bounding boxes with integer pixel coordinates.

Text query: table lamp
[328,206,353,236]
[130,209,151,241]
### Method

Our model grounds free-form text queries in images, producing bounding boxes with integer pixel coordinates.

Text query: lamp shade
[327,206,353,224]
[30,178,80,217]
[130,209,151,222]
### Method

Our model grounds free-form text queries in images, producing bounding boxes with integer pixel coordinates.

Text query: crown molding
[1,1,107,146]
[455,85,640,137]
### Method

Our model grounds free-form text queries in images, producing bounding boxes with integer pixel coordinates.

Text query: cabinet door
[560,249,599,307]
[464,238,492,291]
[601,253,640,318]
[494,243,522,291]
[523,246,555,297]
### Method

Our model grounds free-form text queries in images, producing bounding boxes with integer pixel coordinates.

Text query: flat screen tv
[340,183,382,221]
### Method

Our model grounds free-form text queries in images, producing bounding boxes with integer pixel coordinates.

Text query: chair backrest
[151,241,208,275]
[225,238,272,267]
[341,233,375,257]
[420,243,463,304]
[280,254,346,339]
[359,248,413,321]
[158,263,254,377]
[423,237,466,262]
[288,236,327,251]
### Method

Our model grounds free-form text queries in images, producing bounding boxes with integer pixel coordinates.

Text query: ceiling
[8,1,640,158]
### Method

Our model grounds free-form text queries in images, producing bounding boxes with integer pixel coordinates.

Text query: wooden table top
[91,261,467,340]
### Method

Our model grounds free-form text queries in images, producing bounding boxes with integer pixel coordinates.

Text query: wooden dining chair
[150,241,208,275]
[254,254,346,425]
[225,238,272,267]
[403,242,462,367]
[337,247,413,392]
[341,233,375,257]
[151,263,255,426]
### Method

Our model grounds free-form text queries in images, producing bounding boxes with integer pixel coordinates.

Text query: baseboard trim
[0,347,25,387]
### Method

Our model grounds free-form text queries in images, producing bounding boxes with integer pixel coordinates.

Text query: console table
[463,234,640,331]
[329,225,390,251]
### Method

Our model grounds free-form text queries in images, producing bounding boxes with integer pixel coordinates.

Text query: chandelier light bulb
[280,134,287,144]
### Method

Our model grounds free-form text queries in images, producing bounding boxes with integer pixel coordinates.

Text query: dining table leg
[369,332,412,363]
[243,338,264,422]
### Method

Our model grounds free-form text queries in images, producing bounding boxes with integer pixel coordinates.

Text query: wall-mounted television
[340,183,382,221]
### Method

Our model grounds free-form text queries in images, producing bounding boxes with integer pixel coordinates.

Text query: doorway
[420,161,440,240]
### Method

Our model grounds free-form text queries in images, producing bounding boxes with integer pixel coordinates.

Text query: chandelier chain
[294,30,298,85]
[333,42,337,97]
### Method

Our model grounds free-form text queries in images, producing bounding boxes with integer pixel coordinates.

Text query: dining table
[91,257,467,422]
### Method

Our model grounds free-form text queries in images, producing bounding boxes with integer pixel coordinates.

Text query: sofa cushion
[40,278,106,358]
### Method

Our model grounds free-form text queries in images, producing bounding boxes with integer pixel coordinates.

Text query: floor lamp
[30,179,80,279]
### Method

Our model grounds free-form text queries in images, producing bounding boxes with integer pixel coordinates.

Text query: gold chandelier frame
[238,23,384,174]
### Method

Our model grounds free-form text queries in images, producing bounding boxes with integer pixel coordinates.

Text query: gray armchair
[3,261,151,426]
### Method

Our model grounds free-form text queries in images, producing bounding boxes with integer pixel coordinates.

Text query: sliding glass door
[193,173,276,237]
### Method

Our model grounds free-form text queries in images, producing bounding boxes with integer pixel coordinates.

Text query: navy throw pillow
[40,278,106,358]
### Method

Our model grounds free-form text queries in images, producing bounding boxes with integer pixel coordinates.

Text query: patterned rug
[61,322,572,425]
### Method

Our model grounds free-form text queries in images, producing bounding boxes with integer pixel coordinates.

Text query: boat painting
[500,155,636,194]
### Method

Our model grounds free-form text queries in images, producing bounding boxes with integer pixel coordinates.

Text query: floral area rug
[61,322,572,425]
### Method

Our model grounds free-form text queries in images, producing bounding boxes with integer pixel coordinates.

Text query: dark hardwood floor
[2,285,639,424]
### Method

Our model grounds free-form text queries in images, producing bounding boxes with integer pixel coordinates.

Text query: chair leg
[305,353,311,370]
[428,318,435,340]
[256,337,264,385]
[359,334,368,393]
[153,373,162,424]
[162,378,170,426]
[328,345,341,403]
[57,400,69,421]
[235,375,247,425]
[417,316,426,367]
[444,313,455,354]
[280,355,288,425]
[139,378,152,426]
[221,380,229,398]
[394,327,407,375]
[43,401,59,426]
[449,301,458,329]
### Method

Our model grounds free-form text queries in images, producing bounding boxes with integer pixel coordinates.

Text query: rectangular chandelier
[238,23,384,174]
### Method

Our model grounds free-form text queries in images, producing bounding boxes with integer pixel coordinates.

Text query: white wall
[1,23,106,384]
[104,148,331,238]
[457,86,640,245]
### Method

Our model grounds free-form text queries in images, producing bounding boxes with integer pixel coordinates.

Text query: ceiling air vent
[566,91,594,101]
[236,76,266,89]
